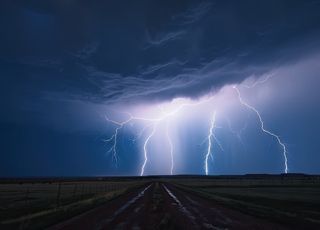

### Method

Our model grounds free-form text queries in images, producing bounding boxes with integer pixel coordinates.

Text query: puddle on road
[96,184,152,229]
[162,185,197,224]
[163,185,226,230]
[112,184,151,218]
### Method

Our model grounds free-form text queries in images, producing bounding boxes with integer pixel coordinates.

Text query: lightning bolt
[104,114,158,170]
[104,116,133,166]
[233,86,288,173]
[200,123,224,152]
[226,117,247,150]
[205,111,216,175]
[105,97,215,176]
[166,122,174,175]
[243,72,275,88]
[140,123,158,176]
[140,100,209,175]
[104,71,289,176]
[131,123,154,144]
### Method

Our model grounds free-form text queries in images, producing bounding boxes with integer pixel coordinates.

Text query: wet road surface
[50,182,288,230]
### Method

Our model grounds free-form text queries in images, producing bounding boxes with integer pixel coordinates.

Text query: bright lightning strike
[104,114,157,171]
[105,97,214,175]
[166,122,174,175]
[205,111,216,175]
[104,79,288,176]
[233,86,288,173]
[104,116,133,166]
[140,123,158,176]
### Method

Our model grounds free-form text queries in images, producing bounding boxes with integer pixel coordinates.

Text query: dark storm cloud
[73,42,100,60]
[139,59,187,76]
[1,0,320,177]
[1,0,320,108]
[144,30,186,48]
[171,1,213,26]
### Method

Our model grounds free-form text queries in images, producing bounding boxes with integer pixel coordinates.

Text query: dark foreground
[49,182,288,230]
[1,174,320,229]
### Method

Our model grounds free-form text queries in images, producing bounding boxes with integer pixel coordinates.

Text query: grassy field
[173,174,320,227]
[0,178,146,229]
[1,174,319,229]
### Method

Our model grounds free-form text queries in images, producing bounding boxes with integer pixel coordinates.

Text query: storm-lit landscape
[1,0,320,229]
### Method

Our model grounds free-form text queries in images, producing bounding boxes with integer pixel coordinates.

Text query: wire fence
[0,180,142,222]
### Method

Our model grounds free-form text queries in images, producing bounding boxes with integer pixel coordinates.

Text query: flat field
[174,175,320,228]
[0,175,319,229]
[0,178,146,229]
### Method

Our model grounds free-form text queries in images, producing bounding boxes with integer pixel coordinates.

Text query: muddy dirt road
[49,182,288,230]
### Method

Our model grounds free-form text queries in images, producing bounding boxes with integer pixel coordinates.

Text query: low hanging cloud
[1,0,320,108]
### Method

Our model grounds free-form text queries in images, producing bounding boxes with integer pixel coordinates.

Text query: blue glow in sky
[1,0,320,176]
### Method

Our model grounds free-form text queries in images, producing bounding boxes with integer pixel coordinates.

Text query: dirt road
[49,182,288,230]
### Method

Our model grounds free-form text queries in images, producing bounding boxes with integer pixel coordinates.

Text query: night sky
[1,0,320,177]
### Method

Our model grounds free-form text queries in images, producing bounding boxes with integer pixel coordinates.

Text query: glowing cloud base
[104,76,289,176]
